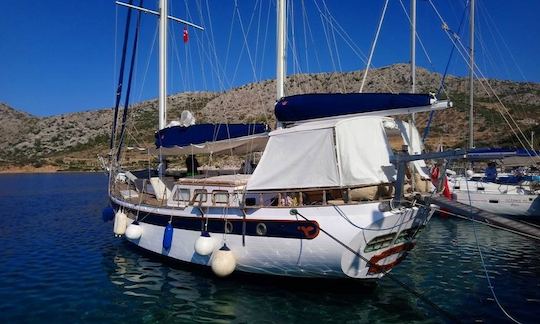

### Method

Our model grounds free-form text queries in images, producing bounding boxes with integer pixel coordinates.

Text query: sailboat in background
[445,0,540,217]
[106,0,454,279]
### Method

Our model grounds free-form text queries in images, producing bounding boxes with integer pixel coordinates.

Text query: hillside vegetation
[1,64,539,172]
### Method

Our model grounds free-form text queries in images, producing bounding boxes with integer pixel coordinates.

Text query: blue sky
[1,0,539,117]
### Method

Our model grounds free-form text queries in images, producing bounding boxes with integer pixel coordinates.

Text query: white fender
[125,222,143,240]
[113,210,128,236]
[211,244,236,277]
[194,232,215,256]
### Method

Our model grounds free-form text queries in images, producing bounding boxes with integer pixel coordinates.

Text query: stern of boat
[340,204,432,279]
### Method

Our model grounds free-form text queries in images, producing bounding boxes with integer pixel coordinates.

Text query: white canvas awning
[246,127,340,190]
[246,116,398,190]
[396,120,430,179]
[336,117,396,186]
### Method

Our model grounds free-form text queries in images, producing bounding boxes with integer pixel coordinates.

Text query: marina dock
[428,196,540,241]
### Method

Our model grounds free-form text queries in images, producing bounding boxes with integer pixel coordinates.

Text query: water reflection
[103,216,540,323]
[104,241,437,323]
[3,173,538,322]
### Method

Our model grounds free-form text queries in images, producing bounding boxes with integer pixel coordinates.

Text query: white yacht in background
[449,150,540,217]
[440,0,540,218]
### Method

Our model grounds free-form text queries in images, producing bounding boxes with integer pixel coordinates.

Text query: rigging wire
[198,0,227,91]
[188,4,209,91]
[110,0,135,152]
[113,6,119,105]
[289,0,300,76]
[257,0,272,80]
[116,0,144,162]
[422,0,470,142]
[397,0,432,65]
[253,0,264,74]
[476,0,532,122]
[136,20,158,102]
[480,1,528,82]
[307,1,395,94]
[360,0,390,93]
[427,0,538,161]
[232,0,272,124]
[230,0,262,85]
[315,0,339,79]
[300,0,323,74]
[291,208,459,322]
[464,179,523,323]
[321,0,347,91]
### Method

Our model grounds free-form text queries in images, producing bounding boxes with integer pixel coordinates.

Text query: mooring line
[289,209,459,323]
[464,181,523,324]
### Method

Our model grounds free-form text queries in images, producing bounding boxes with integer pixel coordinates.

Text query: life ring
[297,225,319,239]
[367,242,415,274]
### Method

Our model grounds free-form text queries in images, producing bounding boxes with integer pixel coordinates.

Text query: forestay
[246,116,398,190]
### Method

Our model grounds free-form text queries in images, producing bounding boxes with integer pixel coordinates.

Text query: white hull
[112,195,432,279]
[450,179,540,217]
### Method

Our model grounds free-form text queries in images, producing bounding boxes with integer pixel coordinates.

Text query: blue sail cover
[466,147,540,159]
[466,147,518,160]
[155,124,268,148]
[275,93,432,122]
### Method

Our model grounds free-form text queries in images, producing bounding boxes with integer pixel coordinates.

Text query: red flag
[430,166,452,200]
[183,26,189,43]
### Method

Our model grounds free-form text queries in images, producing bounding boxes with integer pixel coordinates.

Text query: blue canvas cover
[274,93,432,122]
[466,147,518,160]
[155,123,268,148]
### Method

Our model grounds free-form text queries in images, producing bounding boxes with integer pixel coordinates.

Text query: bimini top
[154,123,269,155]
[275,93,441,123]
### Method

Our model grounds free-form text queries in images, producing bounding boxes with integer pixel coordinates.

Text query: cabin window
[193,189,208,202]
[173,188,191,201]
[245,197,257,206]
[213,191,230,205]
[364,233,396,253]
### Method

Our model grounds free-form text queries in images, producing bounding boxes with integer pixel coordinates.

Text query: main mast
[114,0,204,130]
[276,0,286,101]
[158,0,168,130]
[469,0,475,149]
[410,0,416,94]
[409,0,417,190]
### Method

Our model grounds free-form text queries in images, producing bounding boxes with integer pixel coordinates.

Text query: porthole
[225,221,233,234]
[256,223,267,236]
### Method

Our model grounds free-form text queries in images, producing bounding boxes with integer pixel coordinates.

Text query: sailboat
[107,0,454,279]
[449,160,540,217]
[443,0,540,218]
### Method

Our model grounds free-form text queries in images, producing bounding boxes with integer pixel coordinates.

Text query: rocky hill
[1,64,539,172]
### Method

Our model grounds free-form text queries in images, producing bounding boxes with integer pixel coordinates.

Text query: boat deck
[111,174,401,209]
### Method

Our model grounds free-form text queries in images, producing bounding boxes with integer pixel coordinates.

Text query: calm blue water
[0,173,538,323]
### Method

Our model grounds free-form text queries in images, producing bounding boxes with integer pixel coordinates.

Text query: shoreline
[0,165,100,174]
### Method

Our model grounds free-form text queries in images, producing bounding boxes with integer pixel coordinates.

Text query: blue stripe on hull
[112,202,320,239]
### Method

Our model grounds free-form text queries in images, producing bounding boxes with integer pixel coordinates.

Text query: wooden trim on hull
[112,201,320,240]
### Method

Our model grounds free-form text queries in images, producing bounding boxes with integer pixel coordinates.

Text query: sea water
[0,173,538,323]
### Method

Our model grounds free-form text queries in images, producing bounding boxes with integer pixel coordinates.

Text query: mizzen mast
[276,0,287,101]
[158,0,168,130]
[469,0,475,149]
